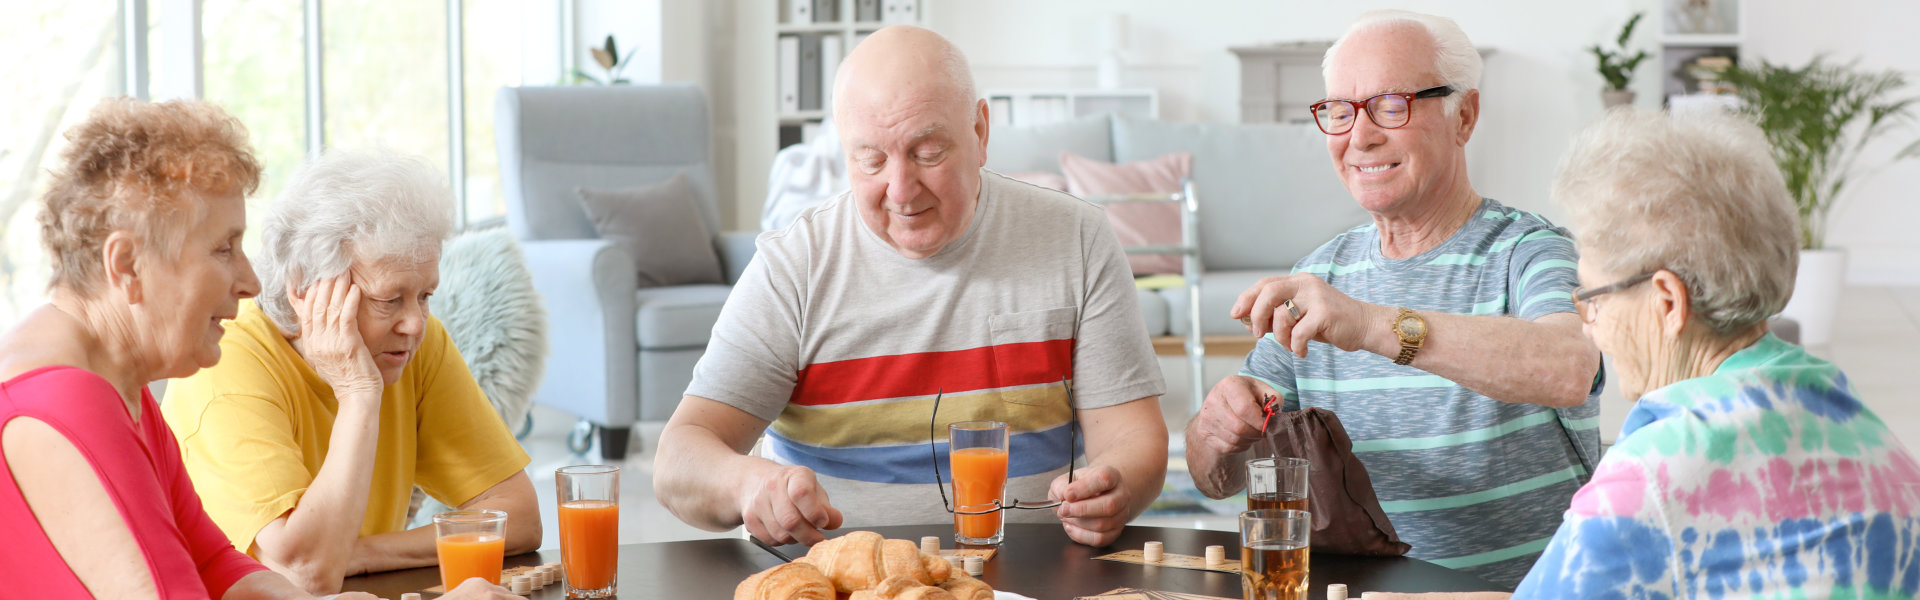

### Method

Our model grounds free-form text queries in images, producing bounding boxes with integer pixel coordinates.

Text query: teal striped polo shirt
[1241,197,1603,588]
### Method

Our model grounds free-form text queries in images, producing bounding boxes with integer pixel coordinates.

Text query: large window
[0,1,538,329]
[0,4,124,327]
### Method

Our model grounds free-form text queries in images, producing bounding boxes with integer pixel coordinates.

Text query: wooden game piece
[1359,593,1382,600]
[401,594,422,600]
[510,574,532,595]
[538,566,554,587]
[1327,583,1348,600]
[921,535,942,556]
[1204,545,1226,568]
[963,555,985,576]
[946,555,964,570]
[1142,541,1164,563]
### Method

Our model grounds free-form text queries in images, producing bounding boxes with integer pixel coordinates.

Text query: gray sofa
[985,114,1368,338]
[495,84,756,459]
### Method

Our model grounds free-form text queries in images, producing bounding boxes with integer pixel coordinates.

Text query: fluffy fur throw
[436,227,548,430]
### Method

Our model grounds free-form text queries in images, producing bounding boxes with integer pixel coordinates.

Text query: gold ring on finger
[1282,299,1303,321]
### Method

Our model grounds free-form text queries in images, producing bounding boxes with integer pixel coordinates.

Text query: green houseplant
[1590,12,1648,95]
[572,35,639,85]
[1718,56,1920,250]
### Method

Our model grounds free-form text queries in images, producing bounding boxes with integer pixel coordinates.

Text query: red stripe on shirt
[789,339,1073,406]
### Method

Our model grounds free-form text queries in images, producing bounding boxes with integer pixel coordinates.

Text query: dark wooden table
[340,538,786,599]
[765,524,1506,598]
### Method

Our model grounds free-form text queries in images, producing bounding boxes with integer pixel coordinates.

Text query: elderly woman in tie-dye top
[1505,108,1920,597]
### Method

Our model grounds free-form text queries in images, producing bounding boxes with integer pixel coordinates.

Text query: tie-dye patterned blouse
[1513,333,1920,598]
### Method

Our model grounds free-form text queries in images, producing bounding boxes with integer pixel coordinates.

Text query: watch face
[1397,316,1426,338]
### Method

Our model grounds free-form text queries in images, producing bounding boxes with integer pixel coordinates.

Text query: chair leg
[598,426,633,461]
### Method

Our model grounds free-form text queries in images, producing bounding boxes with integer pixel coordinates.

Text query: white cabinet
[982,89,1158,128]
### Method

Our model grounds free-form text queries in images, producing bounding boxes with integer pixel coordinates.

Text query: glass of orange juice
[556,465,620,598]
[433,509,507,590]
[949,420,1010,545]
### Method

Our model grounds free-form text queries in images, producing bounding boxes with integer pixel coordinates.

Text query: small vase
[1601,89,1635,109]
[1779,247,1847,346]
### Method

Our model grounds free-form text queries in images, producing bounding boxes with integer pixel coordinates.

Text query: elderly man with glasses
[1184,10,1603,587]
[654,25,1168,549]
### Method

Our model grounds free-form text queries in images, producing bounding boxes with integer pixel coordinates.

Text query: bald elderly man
[653,26,1167,548]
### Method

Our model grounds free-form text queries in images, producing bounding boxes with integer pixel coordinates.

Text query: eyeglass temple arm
[929,389,953,511]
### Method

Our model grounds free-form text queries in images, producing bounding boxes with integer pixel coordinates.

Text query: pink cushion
[1002,171,1069,192]
[1059,151,1190,275]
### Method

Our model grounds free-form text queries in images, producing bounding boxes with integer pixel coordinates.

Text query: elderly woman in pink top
[0,99,514,600]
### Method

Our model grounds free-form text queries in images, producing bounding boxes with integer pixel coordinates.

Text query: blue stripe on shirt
[765,420,1077,485]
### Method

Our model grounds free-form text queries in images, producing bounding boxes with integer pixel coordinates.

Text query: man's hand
[1231,274,1391,358]
[739,465,844,546]
[1049,465,1132,547]
[286,275,383,402]
[1189,376,1275,457]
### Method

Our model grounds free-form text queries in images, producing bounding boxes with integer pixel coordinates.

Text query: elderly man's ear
[973,98,991,164]
[1454,89,1481,145]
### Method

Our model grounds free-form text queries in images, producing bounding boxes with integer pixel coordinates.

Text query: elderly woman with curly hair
[1508,109,1920,597]
[162,151,537,596]
[0,99,396,599]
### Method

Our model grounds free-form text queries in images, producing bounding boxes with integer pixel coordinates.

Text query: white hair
[1323,10,1482,115]
[256,150,456,335]
[1553,107,1799,335]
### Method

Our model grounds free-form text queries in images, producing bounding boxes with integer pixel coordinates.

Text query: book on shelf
[789,0,811,25]
[821,35,843,114]
[812,0,838,23]
[855,0,880,23]
[797,34,822,112]
[778,36,800,114]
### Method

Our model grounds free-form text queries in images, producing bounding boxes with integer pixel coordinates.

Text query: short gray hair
[1323,10,1482,115]
[1553,107,1799,335]
[256,150,455,335]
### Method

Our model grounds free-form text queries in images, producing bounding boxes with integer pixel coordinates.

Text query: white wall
[1744,0,1920,285]
[708,0,1920,285]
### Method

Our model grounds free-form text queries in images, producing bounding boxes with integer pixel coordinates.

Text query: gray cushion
[578,173,726,288]
[634,284,732,349]
[985,113,1114,174]
[1137,287,1170,337]
[1111,117,1366,271]
[1160,269,1282,337]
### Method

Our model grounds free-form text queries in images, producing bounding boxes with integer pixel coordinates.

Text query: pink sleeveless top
[0,366,267,598]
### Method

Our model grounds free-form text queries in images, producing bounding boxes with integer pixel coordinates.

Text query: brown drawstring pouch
[1262,407,1411,556]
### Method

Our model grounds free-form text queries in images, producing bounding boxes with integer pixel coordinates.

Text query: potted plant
[1590,12,1648,108]
[572,35,638,85]
[1718,56,1920,345]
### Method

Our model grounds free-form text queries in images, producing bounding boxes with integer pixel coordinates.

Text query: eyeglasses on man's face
[928,378,1078,516]
[1310,85,1455,135]
[1571,271,1659,323]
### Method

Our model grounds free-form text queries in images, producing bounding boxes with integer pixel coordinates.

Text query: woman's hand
[287,274,383,403]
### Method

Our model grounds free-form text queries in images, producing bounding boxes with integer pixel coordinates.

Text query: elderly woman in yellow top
[164,151,540,594]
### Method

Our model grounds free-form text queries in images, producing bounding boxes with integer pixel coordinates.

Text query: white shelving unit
[1659,0,1743,106]
[983,88,1158,129]
[775,0,922,149]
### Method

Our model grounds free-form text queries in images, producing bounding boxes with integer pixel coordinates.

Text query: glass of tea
[1247,457,1309,513]
[1240,508,1311,600]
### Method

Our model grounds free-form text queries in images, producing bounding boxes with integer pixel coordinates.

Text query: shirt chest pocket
[987,306,1077,406]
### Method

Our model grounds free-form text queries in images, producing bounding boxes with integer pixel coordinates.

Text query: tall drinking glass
[1247,457,1309,513]
[434,510,507,590]
[948,420,1009,545]
[557,465,620,598]
[1241,508,1311,600]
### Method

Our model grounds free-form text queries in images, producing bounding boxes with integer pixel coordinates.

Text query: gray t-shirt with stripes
[1240,197,1603,588]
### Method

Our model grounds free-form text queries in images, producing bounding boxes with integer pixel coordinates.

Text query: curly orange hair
[38,97,262,297]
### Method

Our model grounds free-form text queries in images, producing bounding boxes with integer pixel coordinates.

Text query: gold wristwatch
[1391,307,1427,366]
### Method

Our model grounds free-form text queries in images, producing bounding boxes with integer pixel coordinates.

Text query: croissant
[733,562,836,600]
[847,575,959,600]
[801,531,940,591]
[939,573,993,600]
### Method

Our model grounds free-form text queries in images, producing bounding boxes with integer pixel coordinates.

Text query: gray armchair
[495,84,757,460]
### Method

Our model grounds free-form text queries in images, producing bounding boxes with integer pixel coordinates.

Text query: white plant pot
[1779,248,1847,346]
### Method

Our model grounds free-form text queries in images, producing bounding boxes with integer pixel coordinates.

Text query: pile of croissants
[735,531,996,600]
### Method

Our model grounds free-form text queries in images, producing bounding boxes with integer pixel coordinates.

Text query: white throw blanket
[762,120,848,232]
